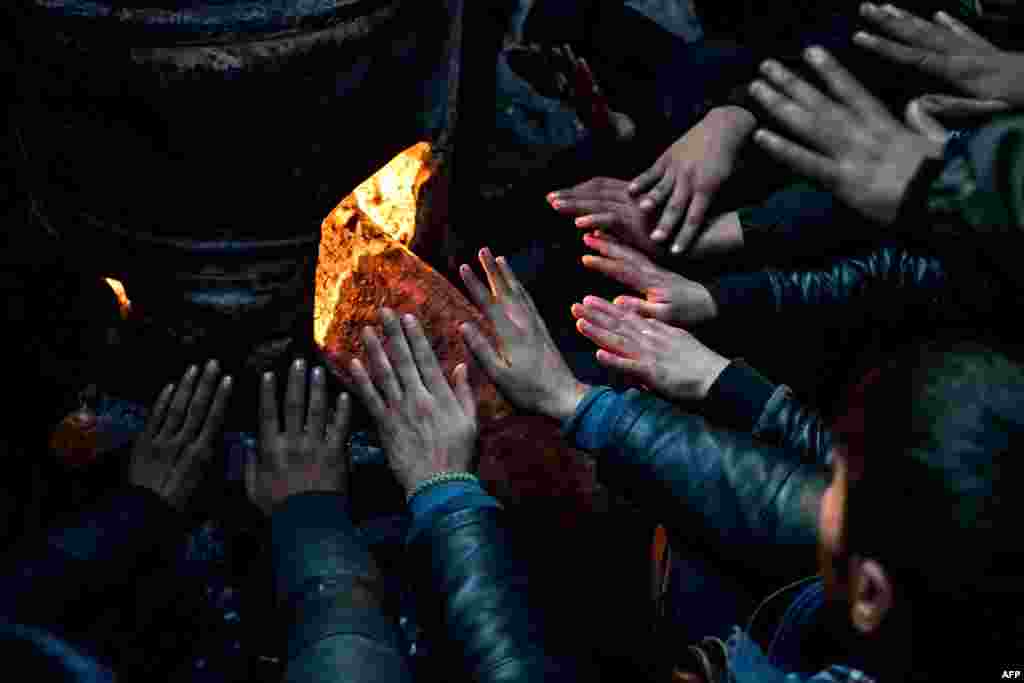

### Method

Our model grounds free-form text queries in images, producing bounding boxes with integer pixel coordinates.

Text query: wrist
[667,282,718,326]
[698,284,719,322]
[406,471,479,502]
[708,106,757,141]
[547,380,592,423]
[686,211,744,260]
[697,352,731,400]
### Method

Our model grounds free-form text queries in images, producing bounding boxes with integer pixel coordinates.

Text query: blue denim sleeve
[560,385,625,451]
[406,480,502,544]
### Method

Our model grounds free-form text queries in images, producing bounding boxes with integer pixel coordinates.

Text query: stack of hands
[129,248,615,513]
[532,4,1024,412]
[132,4,1023,512]
[549,3,1021,248]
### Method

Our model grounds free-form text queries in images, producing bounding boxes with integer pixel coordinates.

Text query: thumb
[917,94,1011,119]
[905,98,950,145]
[612,295,673,321]
[452,363,477,421]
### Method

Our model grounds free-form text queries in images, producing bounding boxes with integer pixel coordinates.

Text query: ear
[848,556,894,635]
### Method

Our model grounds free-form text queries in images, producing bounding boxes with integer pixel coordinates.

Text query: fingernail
[294,358,305,371]
[206,359,219,372]
[313,366,323,380]
[882,4,904,16]
[861,2,878,13]
[263,371,273,383]
[547,192,558,202]
[187,365,198,378]
[749,80,767,96]
[340,392,349,402]
[551,200,564,210]
[651,230,666,241]
[575,217,589,228]
[936,10,951,21]
[760,60,780,76]
[670,244,683,255]
[639,199,653,211]
[403,313,416,325]
[222,376,233,388]
[854,31,876,44]
[806,46,827,64]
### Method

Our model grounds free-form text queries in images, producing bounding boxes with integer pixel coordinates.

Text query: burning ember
[315,141,512,424]
[104,278,131,319]
[314,142,432,346]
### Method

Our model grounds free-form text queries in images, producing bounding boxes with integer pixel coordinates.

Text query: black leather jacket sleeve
[270,493,412,683]
[408,503,585,683]
[707,244,1003,332]
[896,112,1024,296]
[567,389,827,583]
[703,359,834,466]
[0,485,182,635]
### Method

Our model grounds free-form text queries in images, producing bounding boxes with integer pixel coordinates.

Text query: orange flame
[104,278,131,319]
[314,142,432,347]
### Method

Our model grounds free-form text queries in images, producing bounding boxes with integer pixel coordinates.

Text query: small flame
[104,278,131,319]
[314,142,432,346]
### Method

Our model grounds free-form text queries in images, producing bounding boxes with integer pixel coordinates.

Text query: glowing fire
[104,278,132,319]
[314,142,432,346]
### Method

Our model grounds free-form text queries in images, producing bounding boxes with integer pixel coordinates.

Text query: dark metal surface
[11,0,463,424]
[25,0,400,44]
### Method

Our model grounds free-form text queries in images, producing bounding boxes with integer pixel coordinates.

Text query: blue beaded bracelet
[406,471,479,503]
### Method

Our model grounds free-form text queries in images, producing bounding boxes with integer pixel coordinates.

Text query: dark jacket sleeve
[566,389,828,583]
[408,502,585,683]
[270,493,412,683]
[707,244,1004,331]
[896,112,1024,295]
[0,485,183,635]
[703,360,835,466]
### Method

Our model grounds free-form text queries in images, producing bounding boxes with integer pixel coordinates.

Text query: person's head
[819,339,1024,664]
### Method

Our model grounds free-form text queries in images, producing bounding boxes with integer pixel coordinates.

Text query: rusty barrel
[11,0,456,417]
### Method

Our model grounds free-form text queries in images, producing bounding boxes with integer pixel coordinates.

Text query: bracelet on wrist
[406,471,479,503]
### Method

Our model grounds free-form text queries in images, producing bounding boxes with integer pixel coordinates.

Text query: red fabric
[830,366,883,478]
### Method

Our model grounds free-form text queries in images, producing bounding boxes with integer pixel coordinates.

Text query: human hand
[131,360,232,511]
[246,359,352,516]
[571,296,729,402]
[628,106,757,254]
[581,230,718,326]
[459,247,590,423]
[348,309,477,495]
[548,178,745,260]
[548,177,664,258]
[855,4,1024,107]
[904,93,1011,145]
[748,47,945,225]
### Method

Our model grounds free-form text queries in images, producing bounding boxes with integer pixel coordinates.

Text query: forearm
[706,244,1001,330]
[410,500,585,682]
[703,360,834,465]
[564,387,825,582]
[271,493,411,683]
[0,485,182,632]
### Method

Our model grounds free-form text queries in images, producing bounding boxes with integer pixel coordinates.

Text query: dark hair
[847,339,1024,654]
